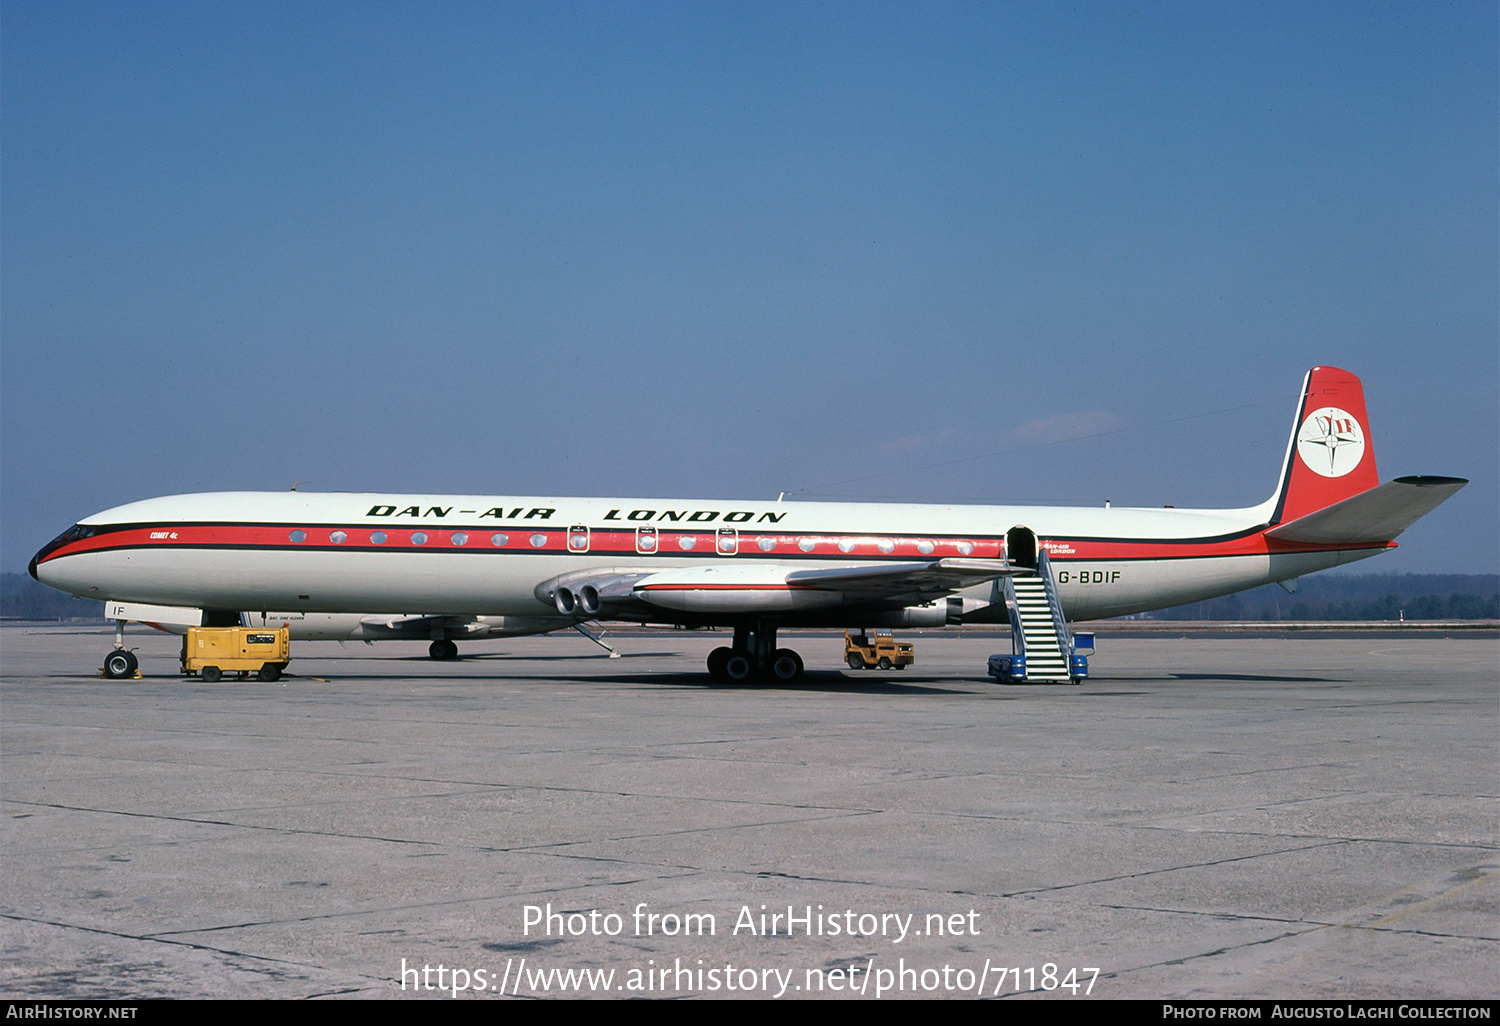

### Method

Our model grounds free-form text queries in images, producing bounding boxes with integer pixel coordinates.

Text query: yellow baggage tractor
[844,629,915,670]
[183,626,290,682]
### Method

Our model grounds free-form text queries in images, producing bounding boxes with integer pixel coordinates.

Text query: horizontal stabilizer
[1265,476,1466,545]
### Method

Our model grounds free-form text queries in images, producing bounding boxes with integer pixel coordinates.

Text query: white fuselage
[33,490,1387,624]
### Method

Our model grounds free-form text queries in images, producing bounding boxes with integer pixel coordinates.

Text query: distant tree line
[1146,573,1499,621]
[0,573,104,620]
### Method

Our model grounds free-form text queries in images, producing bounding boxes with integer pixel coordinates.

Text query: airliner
[31,367,1465,681]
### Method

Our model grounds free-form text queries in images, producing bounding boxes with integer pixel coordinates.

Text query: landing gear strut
[705,621,803,682]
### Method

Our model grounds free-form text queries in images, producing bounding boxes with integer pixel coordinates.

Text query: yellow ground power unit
[183,626,290,682]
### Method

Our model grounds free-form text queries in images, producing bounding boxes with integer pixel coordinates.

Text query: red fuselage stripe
[34,521,1393,567]
[637,584,833,592]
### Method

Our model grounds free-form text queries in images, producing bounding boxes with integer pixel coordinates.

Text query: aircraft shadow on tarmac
[576,670,968,695]
[320,667,967,694]
[459,651,681,662]
[303,652,681,662]
[284,652,974,693]
[1169,672,1337,682]
[121,666,969,694]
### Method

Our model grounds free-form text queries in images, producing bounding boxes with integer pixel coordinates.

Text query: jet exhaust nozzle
[579,585,601,616]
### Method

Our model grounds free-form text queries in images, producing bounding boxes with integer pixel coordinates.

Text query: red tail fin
[1268,367,1380,524]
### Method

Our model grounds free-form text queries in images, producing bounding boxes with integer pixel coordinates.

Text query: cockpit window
[32,523,98,567]
[46,524,95,549]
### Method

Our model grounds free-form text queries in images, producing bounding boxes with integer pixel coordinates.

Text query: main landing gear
[428,639,460,660]
[706,622,804,683]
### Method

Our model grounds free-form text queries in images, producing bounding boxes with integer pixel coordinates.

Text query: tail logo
[1297,407,1365,477]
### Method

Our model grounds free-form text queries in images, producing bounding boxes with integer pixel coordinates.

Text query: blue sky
[4,1,1495,574]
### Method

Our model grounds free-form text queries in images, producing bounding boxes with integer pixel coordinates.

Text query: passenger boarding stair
[995,550,1079,683]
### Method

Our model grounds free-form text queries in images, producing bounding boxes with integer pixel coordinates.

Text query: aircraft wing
[357,614,488,638]
[1265,476,1467,545]
[783,558,1020,599]
[626,558,1017,615]
[537,559,1017,619]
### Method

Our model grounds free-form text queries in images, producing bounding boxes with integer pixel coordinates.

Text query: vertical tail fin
[1266,366,1380,525]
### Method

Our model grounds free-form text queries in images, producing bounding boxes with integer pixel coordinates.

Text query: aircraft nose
[30,524,87,582]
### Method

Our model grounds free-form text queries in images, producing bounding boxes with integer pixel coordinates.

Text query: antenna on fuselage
[291,482,310,492]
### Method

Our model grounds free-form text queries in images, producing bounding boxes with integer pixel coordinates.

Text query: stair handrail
[999,575,1028,660]
[1036,548,1074,660]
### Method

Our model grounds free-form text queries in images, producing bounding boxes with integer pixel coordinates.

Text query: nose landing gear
[102,618,139,679]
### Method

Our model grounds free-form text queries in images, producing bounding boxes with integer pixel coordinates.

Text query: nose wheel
[103,649,138,679]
